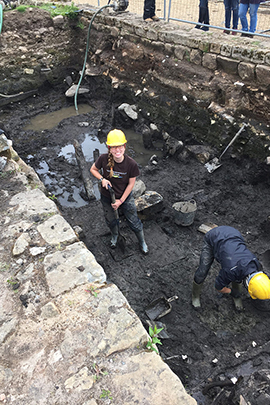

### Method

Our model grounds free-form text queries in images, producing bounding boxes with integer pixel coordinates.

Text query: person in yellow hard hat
[192,226,270,310]
[90,129,148,254]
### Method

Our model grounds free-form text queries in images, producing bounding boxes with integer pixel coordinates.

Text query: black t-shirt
[95,153,140,199]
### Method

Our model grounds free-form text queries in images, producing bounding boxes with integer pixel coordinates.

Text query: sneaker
[144,18,153,22]
[223,29,230,34]
[231,30,237,36]
[151,15,159,21]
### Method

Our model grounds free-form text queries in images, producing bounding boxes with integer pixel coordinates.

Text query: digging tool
[145,295,179,320]
[108,184,126,253]
[205,123,248,173]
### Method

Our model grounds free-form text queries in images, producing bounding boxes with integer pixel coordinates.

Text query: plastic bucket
[172,199,197,226]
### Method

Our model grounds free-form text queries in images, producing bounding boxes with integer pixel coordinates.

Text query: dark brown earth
[1,7,270,405]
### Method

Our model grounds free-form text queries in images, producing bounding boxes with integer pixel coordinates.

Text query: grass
[13,2,81,20]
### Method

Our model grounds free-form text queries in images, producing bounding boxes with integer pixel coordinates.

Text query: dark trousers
[101,192,143,233]
[195,0,209,29]
[143,0,155,20]
[194,239,214,284]
[224,0,239,29]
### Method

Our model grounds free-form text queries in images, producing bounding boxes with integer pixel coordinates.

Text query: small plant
[146,325,163,354]
[92,363,108,382]
[0,262,10,272]
[48,194,57,201]
[85,284,100,298]
[76,20,85,30]
[100,389,112,400]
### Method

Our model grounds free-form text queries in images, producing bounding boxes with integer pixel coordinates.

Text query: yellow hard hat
[106,129,127,147]
[248,272,270,300]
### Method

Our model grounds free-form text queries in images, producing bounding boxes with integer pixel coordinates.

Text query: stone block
[44,241,106,297]
[190,49,202,65]
[202,53,217,70]
[146,28,158,41]
[251,49,266,64]
[256,65,270,87]
[238,62,255,81]
[174,45,186,60]
[217,56,238,75]
[265,52,270,66]
[198,41,210,53]
[240,47,254,62]
[220,44,232,57]
[210,42,221,54]
[232,46,243,60]
[135,191,163,218]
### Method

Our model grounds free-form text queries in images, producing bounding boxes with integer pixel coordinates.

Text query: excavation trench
[2,80,270,405]
[1,6,270,404]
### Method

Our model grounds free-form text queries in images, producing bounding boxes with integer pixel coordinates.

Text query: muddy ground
[1,5,270,405]
[2,83,270,405]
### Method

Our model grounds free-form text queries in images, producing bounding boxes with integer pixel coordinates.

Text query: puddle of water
[58,133,108,164]
[23,104,93,131]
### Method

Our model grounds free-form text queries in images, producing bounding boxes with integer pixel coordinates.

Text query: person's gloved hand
[230,288,241,299]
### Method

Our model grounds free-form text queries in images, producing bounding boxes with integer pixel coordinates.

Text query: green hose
[74,4,112,114]
[0,3,3,35]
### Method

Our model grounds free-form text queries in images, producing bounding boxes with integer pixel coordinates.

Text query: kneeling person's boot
[135,230,149,255]
[192,281,203,308]
[231,282,243,311]
[110,226,118,249]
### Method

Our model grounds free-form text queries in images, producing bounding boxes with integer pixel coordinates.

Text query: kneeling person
[192,226,270,310]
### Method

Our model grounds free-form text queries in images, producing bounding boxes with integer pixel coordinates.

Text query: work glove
[230,288,241,299]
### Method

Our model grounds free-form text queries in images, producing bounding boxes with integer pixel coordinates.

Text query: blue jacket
[205,226,261,290]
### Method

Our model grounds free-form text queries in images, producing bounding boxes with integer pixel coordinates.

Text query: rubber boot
[192,281,203,308]
[231,282,243,311]
[135,230,149,255]
[110,226,118,249]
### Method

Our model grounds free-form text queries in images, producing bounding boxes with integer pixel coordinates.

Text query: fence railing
[89,0,270,37]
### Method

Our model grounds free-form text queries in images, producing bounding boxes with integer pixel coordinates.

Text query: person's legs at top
[239,2,249,32]
[224,0,232,29]
[231,0,239,30]
[249,2,260,33]
[143,0,155,20]
[195,0,209,30]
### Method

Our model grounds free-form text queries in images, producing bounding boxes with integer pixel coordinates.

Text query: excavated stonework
[1,6,270,405]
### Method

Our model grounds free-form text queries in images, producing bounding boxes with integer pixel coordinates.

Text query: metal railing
[86,0,270,37]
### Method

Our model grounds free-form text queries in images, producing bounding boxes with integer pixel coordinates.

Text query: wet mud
[2,86,270,405]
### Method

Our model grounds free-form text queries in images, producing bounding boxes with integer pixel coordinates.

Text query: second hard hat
[248,272,270,300]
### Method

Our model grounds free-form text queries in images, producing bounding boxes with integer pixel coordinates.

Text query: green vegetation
[0,262,10,272]
[146,325,163,354]
[13,2,81,20]
[100,389,112,400]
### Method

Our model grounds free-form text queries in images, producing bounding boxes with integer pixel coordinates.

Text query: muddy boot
[135,230,149,255]
[231,282,243,311]
[110,226,118,249]
[192,281,203,308]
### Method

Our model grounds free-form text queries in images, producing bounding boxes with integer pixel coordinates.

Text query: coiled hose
[74,4,112,113]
